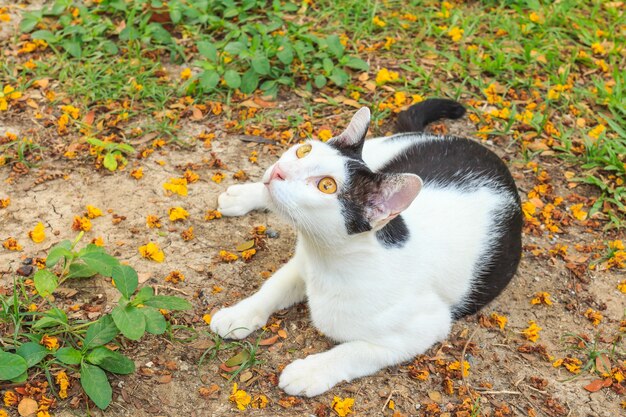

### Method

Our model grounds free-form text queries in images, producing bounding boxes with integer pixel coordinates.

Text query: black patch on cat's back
[376,216,409,248]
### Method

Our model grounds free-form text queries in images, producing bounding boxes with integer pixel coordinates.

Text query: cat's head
[263,108,422,244]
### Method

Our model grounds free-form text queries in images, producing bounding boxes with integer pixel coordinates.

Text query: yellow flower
[618,280,626,294]
[211,172,225,183]
[61,105,80,119]
[184,169,200,183]
[92,237,104,246]
[530,291,553,306]
[0,198,9,208]
[251,394,268,409]
[448,360,470,377]
[165,271,185,284]
[37,411,51,417]
[28,222,46,243]
[202,314,212,325]
[584,308,602,325]
[529,12,543,23]
[72,216,92,232]
[375,68,399,84]
[205,210,222,221]
[2,237,22,251]
[591,42,605,55]
[85,205,103,219]
[3,390,17,406]
[163,177,188,196]
[139,242,165,262]
[130,167,143,179]
[372,16,386,27]
[219,250,239,262]
[569,203,588,221]
[146,214,162,228]
[0,409,8,417]
[242,249,256,261]
[181,226,195,241]
[55,371,70,399]
[553,357,582,374]
[490,312,508,329]
[180,68,192,80]
[168,207,189,221]
[588,124,605,140]
[41,334,59,350]
[521,201,536,220]
[522,320,542,342]
[318,129,333,141]
[229,383,251,410]
[393,91,407,107]
[331,396,355,417]
[447,26,464,42]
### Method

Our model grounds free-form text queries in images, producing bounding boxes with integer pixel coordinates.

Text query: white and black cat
[210,99,522,397]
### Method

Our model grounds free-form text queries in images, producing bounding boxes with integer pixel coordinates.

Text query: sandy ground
[1,114,624,417]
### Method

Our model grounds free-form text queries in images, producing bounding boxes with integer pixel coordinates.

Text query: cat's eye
[296,144,312,158]
[318,177,337,194]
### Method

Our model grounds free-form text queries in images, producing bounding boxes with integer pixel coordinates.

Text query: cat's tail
[396,98,466,133]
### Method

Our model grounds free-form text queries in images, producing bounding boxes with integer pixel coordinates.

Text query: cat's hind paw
[217,183,265,217]
[279,355,340,397]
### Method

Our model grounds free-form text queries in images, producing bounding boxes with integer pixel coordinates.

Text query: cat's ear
[328,107,370,156]
[366,173,422,228]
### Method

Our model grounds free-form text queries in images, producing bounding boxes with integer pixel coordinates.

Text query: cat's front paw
[210,302,267,339]
[217,184,262,217]
[279,355,340,397]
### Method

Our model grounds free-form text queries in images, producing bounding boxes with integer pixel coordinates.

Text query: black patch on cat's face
[338,160,410,247]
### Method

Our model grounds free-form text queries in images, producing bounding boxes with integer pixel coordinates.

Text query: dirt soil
[1,112,624,417]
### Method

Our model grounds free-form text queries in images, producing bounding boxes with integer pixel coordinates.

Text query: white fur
[212,122,511,396]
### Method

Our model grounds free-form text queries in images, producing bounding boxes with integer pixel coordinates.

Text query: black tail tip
[396,98,466,133]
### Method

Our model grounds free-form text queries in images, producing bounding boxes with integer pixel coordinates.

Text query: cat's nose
[270,164,287,181]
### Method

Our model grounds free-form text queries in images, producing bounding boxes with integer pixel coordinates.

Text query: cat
[210,98,522,397]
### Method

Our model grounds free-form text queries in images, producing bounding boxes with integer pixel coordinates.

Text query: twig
[381,390,395,413]
[460,327,479,389]
[474,389,521,395]
[154,284,191,296]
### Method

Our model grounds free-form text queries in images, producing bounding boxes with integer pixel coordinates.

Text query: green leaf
[199,70,220,91]
[16,342,49,368]
[111,265,138,299]
[86,347,135,375]
[345,57,369,71]
[240,70,259,94]
[251,55,270,75]
[224,41,245,55]
[80,363,112,410]
[66,262,97,279]
[0,352,28,381]
[19,12,41,32]
[10,371,28,383]
[80,252,119,277]
[46,240,72,267]
[84,315,119,349]
[277,45,294,65]
[31,30,57,44]
[112,305,146,341]
[326,34,344,58]
[119,25,139,41]
[314,74,327,89]
[143,295,192,311]
[223,70,241,89]
[225,349,250,367]
[55,347,83,365]
[329,68,349,87]
[78,243,106,256]
[103,152,118,171]
[142,307,167,335]
[197,41,218,62]
[134,286,155,304]
[33,308,67,329]
[34,269,58,297]
[61,39,82,58]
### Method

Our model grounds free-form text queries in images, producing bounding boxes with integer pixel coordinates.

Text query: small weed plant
[0,233,192,410]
